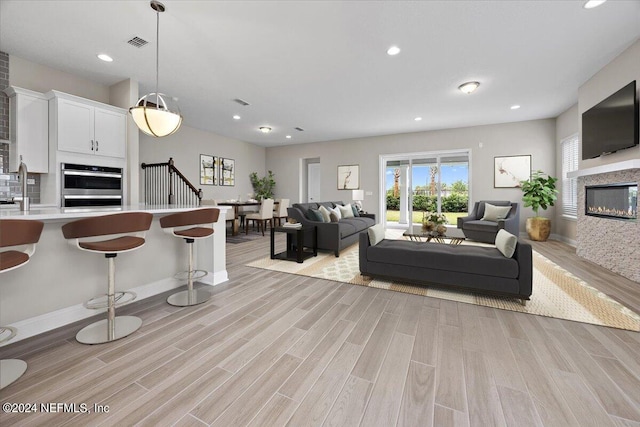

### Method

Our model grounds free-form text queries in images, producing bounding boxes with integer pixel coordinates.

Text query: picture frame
[494,155,531,188]
[200,154,217,185]
[337,164,360,190]
[219,157,235,186]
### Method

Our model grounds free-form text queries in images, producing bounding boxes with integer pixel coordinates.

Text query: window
[561,134,579,217]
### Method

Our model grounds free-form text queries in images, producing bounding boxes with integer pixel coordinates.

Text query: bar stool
[160,208,220,306]
[0,219,44,389]
[62,212,153,345]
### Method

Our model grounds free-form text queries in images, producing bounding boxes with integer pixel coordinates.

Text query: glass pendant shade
[130,93,182,137]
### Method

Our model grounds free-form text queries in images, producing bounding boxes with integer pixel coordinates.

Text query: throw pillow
[351,205,360,217]
[309,208,325,222]
[318,205,332,222]
[367,223,385,246]
[330,206,342,220]
[339,203,354,218]
[482,203,512,222]
[329,212,340,222]
[305,209,317,221]
[495,229,518,258]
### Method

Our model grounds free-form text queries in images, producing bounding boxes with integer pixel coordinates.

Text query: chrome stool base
[0,359,27,389]
[167,288,211,307]
[76,315,142,345]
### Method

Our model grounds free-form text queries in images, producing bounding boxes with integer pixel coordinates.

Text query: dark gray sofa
[288,201,375,256]
[457,201,520,244]
[359,232,532,304]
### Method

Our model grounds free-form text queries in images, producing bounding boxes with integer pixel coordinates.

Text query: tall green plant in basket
[250,170,276,200]
[520,170,558,241]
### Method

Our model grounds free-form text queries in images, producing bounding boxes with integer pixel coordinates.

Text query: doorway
[380,150,470,230]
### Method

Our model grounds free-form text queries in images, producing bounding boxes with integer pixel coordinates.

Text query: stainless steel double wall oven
[61,163,123,208]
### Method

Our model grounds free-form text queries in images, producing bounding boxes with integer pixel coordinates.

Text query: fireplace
[585,183,638,220]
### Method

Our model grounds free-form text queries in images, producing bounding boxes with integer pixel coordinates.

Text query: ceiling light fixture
[259,126,272,133]
[414,117,422,121]
[286,135,292,139]
[583,0,607,9]
[233,115,241,120]
[97,54,113,62]
[387,46,401,56]
[510,105,521,110]
[458,81,480,94]
[129,0,182,138]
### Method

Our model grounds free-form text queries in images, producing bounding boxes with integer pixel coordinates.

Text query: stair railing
[141,158,203,205]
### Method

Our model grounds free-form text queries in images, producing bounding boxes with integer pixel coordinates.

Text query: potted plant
[520,170,558,241]
[250,170,276,200]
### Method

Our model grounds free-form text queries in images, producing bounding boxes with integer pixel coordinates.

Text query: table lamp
[352,189,364,212]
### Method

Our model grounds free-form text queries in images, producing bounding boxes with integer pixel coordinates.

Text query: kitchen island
[0,204,230,343]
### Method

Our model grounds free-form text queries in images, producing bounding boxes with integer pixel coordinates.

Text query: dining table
[217,200,279,236]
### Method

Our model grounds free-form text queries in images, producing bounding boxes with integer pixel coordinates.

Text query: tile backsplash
[1,50,41,203]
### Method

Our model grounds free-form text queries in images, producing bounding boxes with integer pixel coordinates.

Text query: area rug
[247,244,640,331]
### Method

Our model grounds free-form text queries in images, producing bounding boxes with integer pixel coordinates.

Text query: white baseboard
[2,270,229,346]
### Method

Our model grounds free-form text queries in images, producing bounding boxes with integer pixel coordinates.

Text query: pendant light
[130,0,183,137]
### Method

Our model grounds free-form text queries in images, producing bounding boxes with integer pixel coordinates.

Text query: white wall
[555,104,579,244]
[266,119,557,234]
[9,55,110,103]
[579,39,640,169]
[139,125,266,202]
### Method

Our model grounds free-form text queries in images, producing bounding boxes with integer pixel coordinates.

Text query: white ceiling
[1,1,639,147]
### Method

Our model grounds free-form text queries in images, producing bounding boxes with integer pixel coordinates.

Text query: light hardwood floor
[1,234,639,427]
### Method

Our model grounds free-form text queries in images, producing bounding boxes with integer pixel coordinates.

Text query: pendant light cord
[156,8,160,107]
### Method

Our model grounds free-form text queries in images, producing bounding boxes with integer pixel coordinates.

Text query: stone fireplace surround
[575,163,640,283]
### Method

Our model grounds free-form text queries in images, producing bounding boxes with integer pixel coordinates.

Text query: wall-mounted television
[582,80,638,160]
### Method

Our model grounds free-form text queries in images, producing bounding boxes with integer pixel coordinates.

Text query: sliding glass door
[382,150,469,230]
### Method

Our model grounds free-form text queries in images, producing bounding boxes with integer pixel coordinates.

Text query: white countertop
[0,204,230,221]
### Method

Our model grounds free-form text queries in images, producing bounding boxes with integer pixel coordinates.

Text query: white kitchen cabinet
[3,87,49,173]
[49,91,126,159]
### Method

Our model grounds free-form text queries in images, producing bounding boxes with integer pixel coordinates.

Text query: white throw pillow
[367,223,385,246]
[318,205,332,222]
[330,206,342,221]
[339,203,354,218]
[495,229,518,258]
[482,203,512,222]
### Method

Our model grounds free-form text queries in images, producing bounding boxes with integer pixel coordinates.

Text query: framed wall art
[337,164,360,190]
[200,154,217,185]
[220,157,235,186]
[494,155,531,188]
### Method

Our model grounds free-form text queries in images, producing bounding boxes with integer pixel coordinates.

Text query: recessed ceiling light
[386,46,401,56]
[414,117,422,121]
[583,0,607,9]
[458,81,480,94]
[259,126,272,133]
[233,115,241,120]
[97,54,113,62]
[510,105,521,110]
[286,135,292,139]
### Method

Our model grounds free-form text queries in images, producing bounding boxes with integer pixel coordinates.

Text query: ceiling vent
[127,36,148,48]
[295,127,305,131]
[233,98,250,106]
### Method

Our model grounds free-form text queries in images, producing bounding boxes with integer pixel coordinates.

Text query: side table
[271,225,318,263]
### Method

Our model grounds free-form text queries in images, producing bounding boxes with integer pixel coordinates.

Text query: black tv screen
[582,81,638,160]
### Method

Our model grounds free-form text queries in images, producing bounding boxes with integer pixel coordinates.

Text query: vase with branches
[250,170,276,200]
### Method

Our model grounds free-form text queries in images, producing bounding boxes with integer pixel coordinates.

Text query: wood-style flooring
[1,234,639,427]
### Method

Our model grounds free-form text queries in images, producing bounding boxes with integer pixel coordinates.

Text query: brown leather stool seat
[62,212,153,345]
[0,219,44,390]
[160,208,220,307]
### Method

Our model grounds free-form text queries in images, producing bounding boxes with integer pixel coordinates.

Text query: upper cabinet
[3,87,49,173]
[48,91,126,159]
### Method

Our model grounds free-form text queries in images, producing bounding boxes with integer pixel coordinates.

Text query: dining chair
[245,198,274,236]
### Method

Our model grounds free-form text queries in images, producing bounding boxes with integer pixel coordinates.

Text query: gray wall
[266,119,557,234]
[139,124,266,202]
[555,104,579,243]
[579,39,640,169]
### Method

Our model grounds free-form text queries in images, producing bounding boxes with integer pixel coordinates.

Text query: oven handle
[63,170,122,178]
[63,195,123,199]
